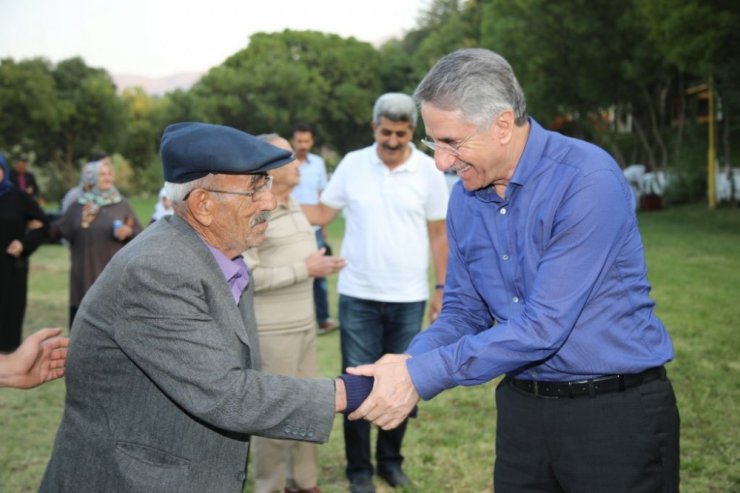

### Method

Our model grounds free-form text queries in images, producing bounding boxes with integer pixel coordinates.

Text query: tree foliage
[189,30,383,155]
[1,3,738,202]
[0,56,124,196]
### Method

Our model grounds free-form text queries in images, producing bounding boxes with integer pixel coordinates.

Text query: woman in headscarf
[0,152,49,352]
[51,159,142,327]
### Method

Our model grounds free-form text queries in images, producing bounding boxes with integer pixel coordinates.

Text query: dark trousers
[494,375,680,493]
[0,256,28,352]
[339,295,425,480]
[313,229,329,323]
[343,415,409,480]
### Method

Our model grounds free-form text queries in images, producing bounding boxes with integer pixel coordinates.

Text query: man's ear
[493,109,516,145]
[186,189,214,226]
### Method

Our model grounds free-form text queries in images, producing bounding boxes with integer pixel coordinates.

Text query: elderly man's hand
[346,353,419,430]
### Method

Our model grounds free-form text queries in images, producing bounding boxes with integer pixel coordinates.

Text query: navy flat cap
[160,122,295,183]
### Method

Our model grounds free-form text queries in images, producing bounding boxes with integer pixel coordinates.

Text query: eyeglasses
[206,174,273,198]
[420,133,476,158]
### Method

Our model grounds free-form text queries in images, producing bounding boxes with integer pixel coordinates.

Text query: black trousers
[0,256,29,352]
[494,375,680,493]
[343,416,408,480]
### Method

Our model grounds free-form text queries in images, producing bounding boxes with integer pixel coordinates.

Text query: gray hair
[413,48,527,130]
[163,175,214,213]
[256,133,282,145]
[372,93,418,128]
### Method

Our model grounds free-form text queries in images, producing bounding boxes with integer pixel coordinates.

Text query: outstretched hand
[0,328,69,389]
[346,353,419,430]
[305,248,346,278]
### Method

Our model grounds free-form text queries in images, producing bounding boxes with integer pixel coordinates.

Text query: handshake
[334,354,419,430]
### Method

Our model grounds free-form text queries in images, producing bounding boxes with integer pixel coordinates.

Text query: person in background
[0,152,49,352]
[9,155,42,204]
[0,328,68,389]
[60,154,112,213]
[38,122,372,493]
[302,93,450,493]
[150,186,175,224]
[291,123,338,334]
[51,159,142,327]
[348,48,679,493]
[244,133,346,493]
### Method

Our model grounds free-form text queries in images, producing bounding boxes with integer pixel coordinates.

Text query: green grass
[1,203,738,493]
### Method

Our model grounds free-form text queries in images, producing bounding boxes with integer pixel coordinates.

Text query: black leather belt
[507,366,666,398]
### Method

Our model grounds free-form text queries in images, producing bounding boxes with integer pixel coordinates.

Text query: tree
[49,57,125,184]
[639,0,740,172]
[0,57,126,198]
[190,30,384,156]
[0,58,60,161]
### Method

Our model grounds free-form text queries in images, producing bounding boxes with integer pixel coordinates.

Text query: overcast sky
[1,0,428,78]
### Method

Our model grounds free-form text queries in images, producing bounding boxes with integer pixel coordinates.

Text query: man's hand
[346,354,420,430]
[0,328,69,389]
[305,248,346,278]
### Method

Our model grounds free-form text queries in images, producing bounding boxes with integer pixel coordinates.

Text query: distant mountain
[112,72,203,95]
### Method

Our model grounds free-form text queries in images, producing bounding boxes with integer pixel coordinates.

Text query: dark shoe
[285,488,322,493]
[318,319,339,335]
[349,476,375,493]
[377,468,409,488]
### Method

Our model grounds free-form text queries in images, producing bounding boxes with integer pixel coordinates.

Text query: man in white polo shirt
[301,93,449,493]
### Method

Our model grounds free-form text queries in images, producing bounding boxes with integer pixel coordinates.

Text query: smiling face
[421,103,520,192]
[373,117,414,168]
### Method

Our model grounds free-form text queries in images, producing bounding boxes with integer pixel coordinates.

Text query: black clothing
[0,189,48,351]
[9,169,41,198]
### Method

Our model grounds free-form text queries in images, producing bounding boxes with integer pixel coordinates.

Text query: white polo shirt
[321,143,449,302]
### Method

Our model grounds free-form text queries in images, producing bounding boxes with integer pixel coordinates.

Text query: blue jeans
[339,295,426,481]
[313,229,330,323]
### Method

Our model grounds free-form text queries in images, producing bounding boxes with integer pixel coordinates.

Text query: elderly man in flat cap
[39,123,370,493]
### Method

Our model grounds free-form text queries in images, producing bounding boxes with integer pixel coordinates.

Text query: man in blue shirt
[291,123,338,334]
[347,49,679,493]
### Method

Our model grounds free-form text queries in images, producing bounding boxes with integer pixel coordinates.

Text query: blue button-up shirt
[406,119,674,400]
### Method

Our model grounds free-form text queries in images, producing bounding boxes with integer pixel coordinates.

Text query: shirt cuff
[292,261,309,282]
[406,348,457,400]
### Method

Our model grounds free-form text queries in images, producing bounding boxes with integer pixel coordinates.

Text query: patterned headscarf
[78,160,122,207]
[0,152,13,198]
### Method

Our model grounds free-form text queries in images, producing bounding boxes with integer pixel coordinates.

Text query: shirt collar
[509,117,548,187]
[203,241,249,302]
[373,143,419,173]
[472,117,547,203]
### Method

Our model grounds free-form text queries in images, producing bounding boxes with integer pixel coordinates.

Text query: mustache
[381,143,404,152]
[251,211,271,227]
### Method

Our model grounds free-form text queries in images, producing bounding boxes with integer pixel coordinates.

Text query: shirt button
[237,471,246,481]
[512,296,519,303]
[499,207,507,215]
[502,254,510,260]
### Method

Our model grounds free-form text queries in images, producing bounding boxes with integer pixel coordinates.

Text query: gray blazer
[40,215,336,493]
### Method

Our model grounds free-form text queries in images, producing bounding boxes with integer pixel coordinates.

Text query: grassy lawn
[1,201,738,493]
